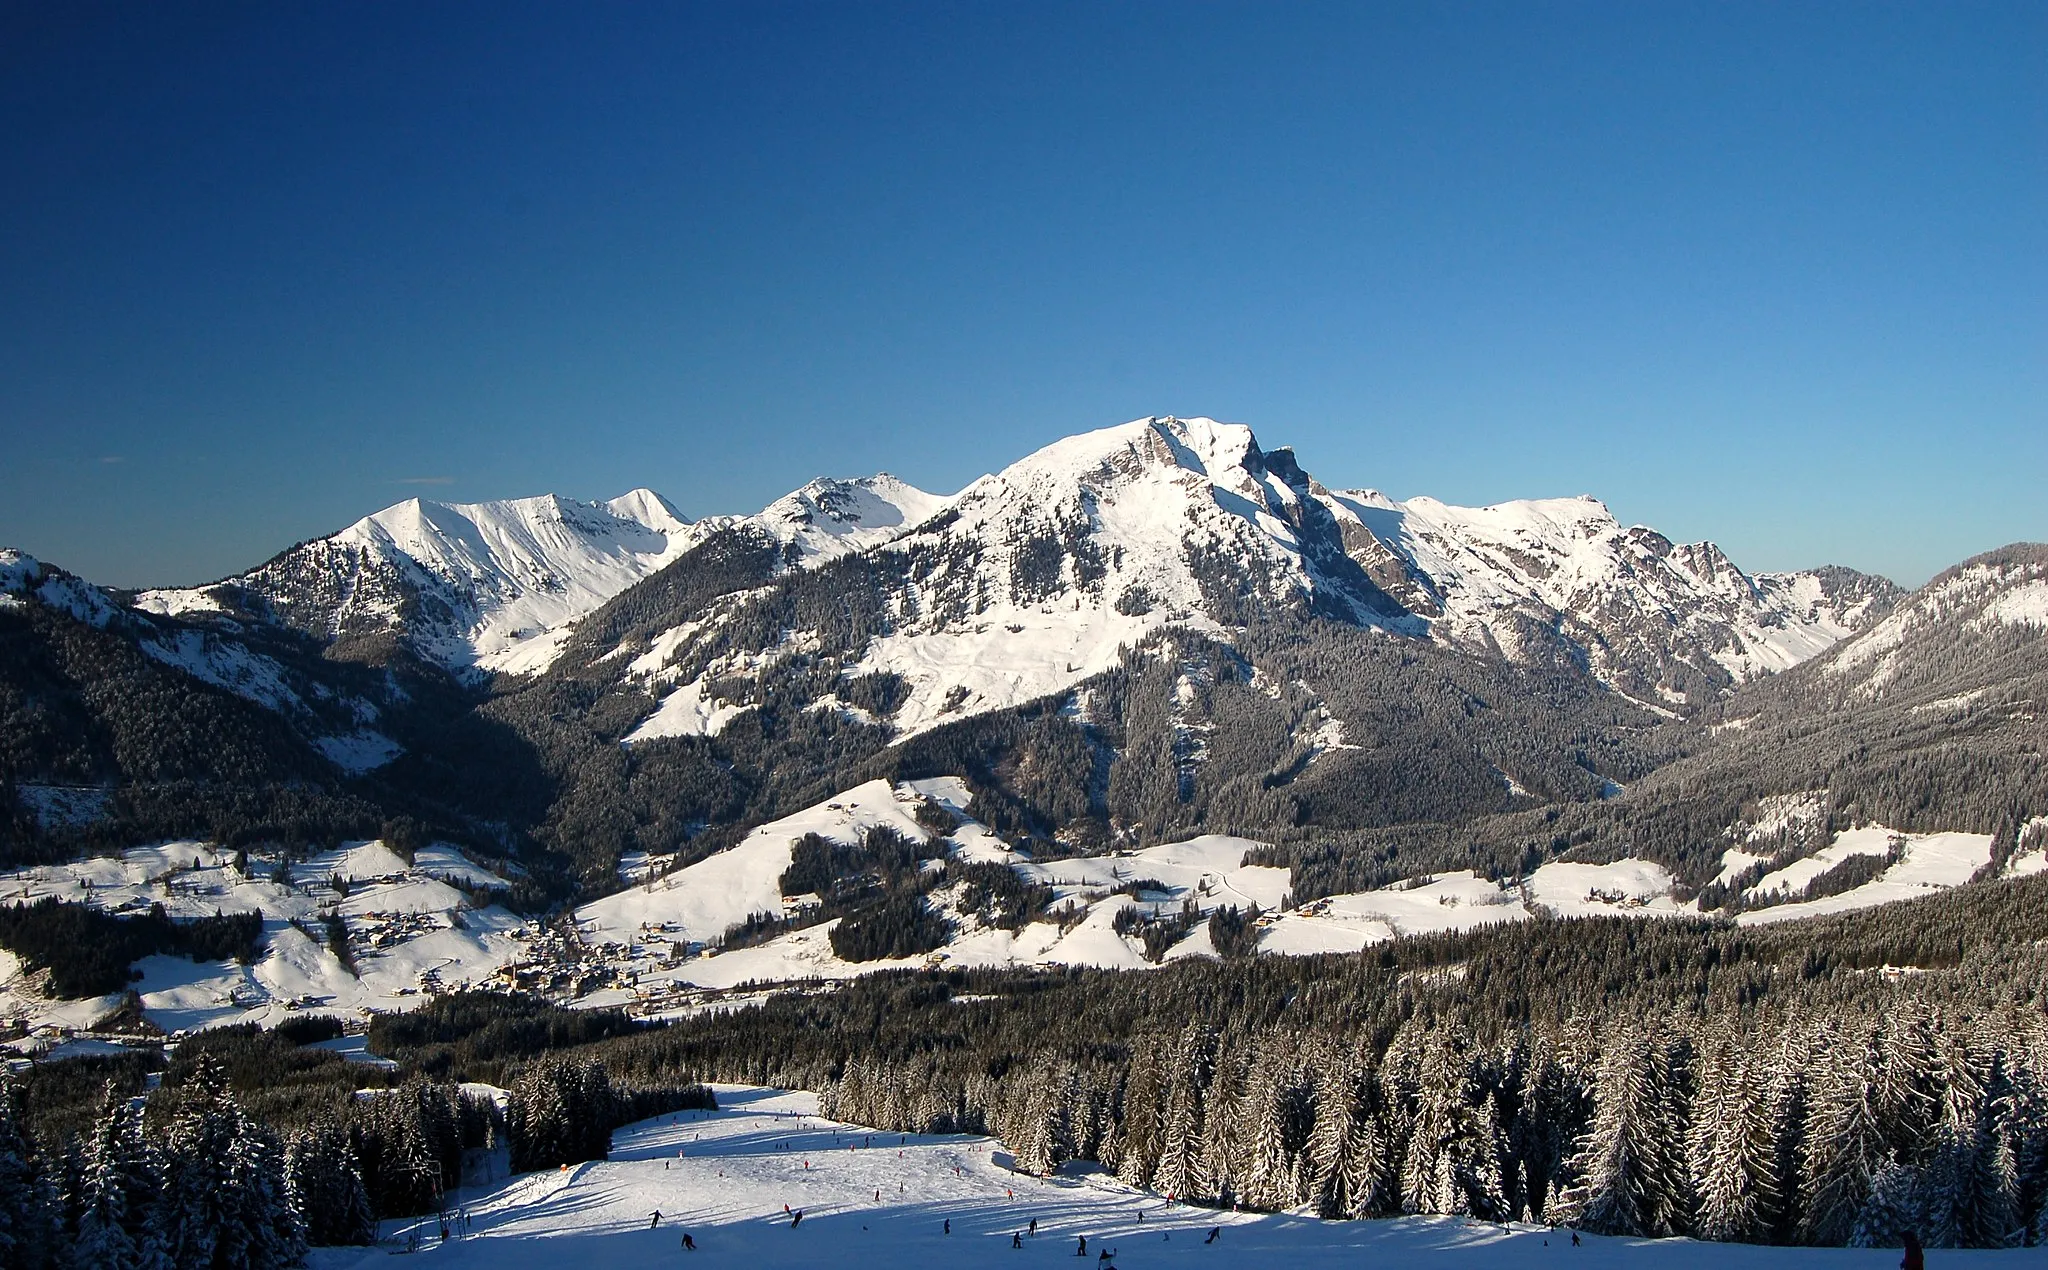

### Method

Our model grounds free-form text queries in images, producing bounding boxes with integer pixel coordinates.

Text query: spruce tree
[1799,1025,1892,1246]
[73,1085,166,1270]
[284,1119,375,1247]
[0,1075,63,1270]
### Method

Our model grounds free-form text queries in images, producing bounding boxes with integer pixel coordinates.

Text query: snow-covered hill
[2,773,2030,1044]
[1816,543,2048,703]
[0,840,528,1042]
[305,1084,2036,1269]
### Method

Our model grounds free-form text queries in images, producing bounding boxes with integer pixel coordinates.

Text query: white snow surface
[1738,826,1996,926]
[579,780,936,943]
[624,678,757,743]
[307,1083,2038,1269]
[752,474,951,564]
[0,839,526,1037]
[1317,489,1868,688]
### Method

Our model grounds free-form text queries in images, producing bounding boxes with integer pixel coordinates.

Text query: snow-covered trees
[1557,1021,1692,1238]
[508,1055,616,1172]
[284,1119,375,1247]
[158,1054,307,1270]
[1688,1030,1777,1243]
[73,1085,167,1269]
[0,1075,65,1270]
[1150,1024,1215,1202]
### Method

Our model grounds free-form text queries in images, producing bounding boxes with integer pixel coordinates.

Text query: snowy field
[0,769,2018,1041]
[307,1085,2031,1270]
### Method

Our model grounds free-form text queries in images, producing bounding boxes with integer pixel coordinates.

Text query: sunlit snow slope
[306,1084,2033,1269]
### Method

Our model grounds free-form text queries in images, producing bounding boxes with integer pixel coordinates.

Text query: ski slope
[306,1084,2030,1269]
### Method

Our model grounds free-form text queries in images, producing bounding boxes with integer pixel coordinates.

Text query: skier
[1902,1230,1925,1270]
[944,1219,951,1235]
[1075,1235,1087,1256]
[682,1233,697,1252]
[792,1210,804,1228]
[1205,1226,1220,1244]
[1570,1230,1580,1246]
[1030,1218,1038,1236]
[650,1211,662,1229]
[1013,1233,1024,1249]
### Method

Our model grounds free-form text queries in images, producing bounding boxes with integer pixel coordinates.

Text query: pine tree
[73,1085,166,1270]
[1150,1024,1214,1202]
[1764,1023,1812,1243]
[1690,1031,1777,1244]
[0,1075,64,1270]
[285,1119,375,1247]
[1558,1021,1687,1237]
[1198,1046,1243,1207]
[1799,1025,1892,1246]
[1239,1041,1306,1212]
[1115,1039,1165,1190]
[158,1053,306,1270]
[1305,1048,1359,1219]
[1339,1076,1397,1218]
[1401,1029,1503,1218]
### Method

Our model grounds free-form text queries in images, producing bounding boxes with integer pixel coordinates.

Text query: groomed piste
[306,1085,2026,1269]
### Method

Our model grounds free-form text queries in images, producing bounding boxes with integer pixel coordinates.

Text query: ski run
[303,1084,2028,1269]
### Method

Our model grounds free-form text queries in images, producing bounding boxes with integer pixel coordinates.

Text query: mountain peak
[754,473,948,564]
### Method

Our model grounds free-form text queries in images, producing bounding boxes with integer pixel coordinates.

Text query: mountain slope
[1279,543,2048,904]
[1318,488,1899,706]
[2,416,1924,901]
[595,417,1887,750]
[138,491,703,677]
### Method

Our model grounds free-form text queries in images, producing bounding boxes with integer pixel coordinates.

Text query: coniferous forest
[7,872,2048,1264]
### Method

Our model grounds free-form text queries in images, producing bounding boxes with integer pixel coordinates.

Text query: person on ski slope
[1902,1230,1925,1270]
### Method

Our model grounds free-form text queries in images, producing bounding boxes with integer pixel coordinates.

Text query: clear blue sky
[1,2,2040,588]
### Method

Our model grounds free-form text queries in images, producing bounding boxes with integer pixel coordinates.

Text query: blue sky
[1,2,2040,588]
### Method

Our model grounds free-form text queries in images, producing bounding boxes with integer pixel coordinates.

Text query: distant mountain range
[2,416,2038,930]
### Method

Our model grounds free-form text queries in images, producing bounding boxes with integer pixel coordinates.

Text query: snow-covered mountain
[752,474,951,565]
[1815,543,2048,703]
[1318,488,1899,706]
[140,477,947,679]
[610,417,1893,743]
[138,491,701,676]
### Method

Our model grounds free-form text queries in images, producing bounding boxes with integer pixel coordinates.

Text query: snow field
[0,838,527,1040]
[1738,828,1996,926]
[308,1084,2033,1270]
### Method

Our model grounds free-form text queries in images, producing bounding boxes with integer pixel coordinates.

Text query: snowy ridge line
[602,416,1891,748]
